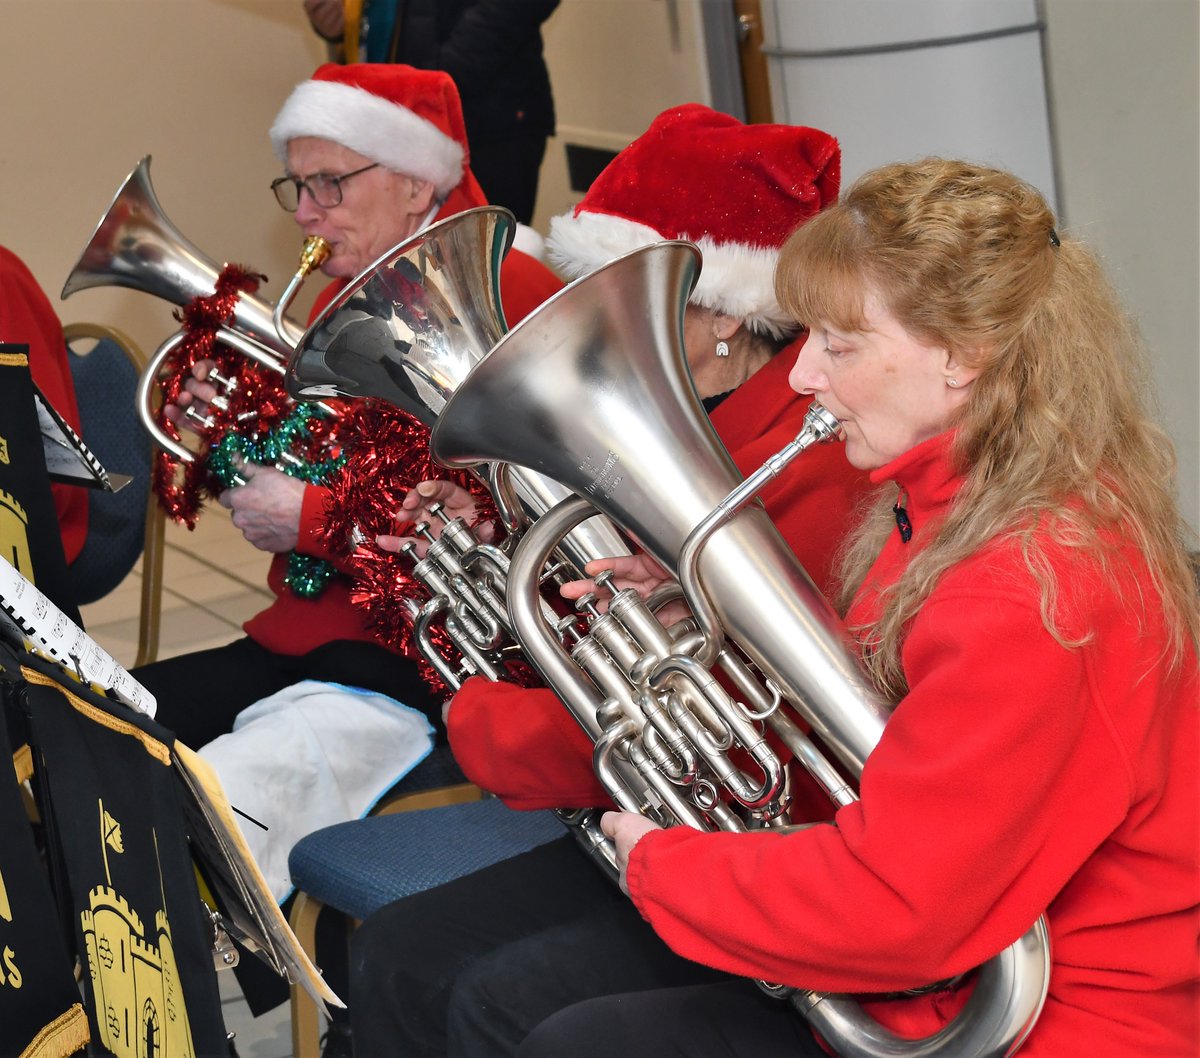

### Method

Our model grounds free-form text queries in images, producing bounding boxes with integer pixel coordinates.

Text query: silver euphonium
[286,205,630,689]
[61,155,329,464]
[429,241,1051,1058]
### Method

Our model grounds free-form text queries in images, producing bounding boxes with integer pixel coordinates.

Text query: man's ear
[407,178,436,215]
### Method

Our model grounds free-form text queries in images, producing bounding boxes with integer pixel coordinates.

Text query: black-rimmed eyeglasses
[270,162,380,211]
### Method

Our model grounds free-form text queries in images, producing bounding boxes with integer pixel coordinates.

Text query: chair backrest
[62,322,164,666]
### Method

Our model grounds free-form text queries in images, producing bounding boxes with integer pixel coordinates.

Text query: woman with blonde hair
[579,158,1198,1057]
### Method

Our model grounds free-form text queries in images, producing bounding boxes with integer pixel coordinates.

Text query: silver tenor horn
[62,155,330,465]
[287,205,630,690]
[429,240,1052,1058]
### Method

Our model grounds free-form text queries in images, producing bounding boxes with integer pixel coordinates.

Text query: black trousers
[131,635,444,749]
[348,835,825,1057]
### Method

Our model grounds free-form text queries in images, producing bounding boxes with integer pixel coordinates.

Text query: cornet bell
[61,155,296,355]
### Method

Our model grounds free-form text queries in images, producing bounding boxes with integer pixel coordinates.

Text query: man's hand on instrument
[162,359,220,435]
[376,479,497,559]
[600,810,662,895]
[219,461,305,553]
[303,0,345,41]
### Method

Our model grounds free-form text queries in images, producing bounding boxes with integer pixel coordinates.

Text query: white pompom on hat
[547,104,840,338]
[269,63,469,198]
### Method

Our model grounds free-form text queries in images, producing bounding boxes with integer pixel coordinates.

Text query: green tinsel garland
[209,405,348,599]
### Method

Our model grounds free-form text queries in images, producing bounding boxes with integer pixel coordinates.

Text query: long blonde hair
[775,158,1198,697]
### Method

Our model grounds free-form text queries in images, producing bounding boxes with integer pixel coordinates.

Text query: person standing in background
[303,0,560,225]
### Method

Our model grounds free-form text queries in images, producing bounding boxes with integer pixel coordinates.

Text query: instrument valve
[183,405,216,429]
[207,368,238,393]
[595,569,618,597]
[556,614,585,644]
[414,521,438,543]
[538,560,567,586]
[428,502,451,526]
[573,591,604,619]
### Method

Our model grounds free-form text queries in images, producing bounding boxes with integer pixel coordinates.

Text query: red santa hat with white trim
[547,104,840,338]
[269,63,480,203]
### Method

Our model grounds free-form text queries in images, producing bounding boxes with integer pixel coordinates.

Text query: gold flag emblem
[103,809,124,854]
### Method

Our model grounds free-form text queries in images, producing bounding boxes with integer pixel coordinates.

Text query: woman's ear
[712,312,744,341]
[943,348,983,388]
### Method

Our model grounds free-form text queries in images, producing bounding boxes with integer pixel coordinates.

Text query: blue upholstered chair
[63,322,165,667]
[286,770,563,1058]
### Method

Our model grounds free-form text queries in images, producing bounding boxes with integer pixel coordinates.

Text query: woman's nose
[788,339,824,395]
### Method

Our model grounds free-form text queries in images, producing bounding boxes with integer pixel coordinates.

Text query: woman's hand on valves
[601,810,662,895]
[559,553,676,613]
[376,479,496,559]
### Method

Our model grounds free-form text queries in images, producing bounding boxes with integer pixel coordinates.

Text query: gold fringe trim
[19,1003,90,1058]
[21,668,172,766]
[0,351,30,367]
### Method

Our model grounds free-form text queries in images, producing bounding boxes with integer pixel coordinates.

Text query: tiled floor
[81,505,310,1058]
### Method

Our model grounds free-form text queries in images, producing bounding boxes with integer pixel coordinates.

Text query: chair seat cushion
[288,798,564,920]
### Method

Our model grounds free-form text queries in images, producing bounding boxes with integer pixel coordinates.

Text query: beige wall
[3,1,328,355]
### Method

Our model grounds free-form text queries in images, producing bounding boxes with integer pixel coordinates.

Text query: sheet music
[0,555,156,715]
[32,381,123,491]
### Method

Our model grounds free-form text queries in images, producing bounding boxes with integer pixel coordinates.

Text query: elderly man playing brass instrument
[132,62,560,755]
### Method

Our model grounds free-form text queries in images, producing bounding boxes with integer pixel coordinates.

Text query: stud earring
[715,340,730,357]
[946,377,959,388]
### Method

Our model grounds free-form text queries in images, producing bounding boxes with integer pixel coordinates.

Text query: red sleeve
[0,246,88,564]
[447,676,613,810]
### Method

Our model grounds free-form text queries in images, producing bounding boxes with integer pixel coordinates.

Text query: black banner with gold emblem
[0,347,80,630]
[0,652,89,1058]
[22,654,230,1058]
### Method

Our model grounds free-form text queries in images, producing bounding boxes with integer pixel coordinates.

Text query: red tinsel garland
[151,264,304,526]
[322,399,539,696]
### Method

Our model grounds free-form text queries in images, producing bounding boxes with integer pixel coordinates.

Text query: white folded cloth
[199,679,434,902]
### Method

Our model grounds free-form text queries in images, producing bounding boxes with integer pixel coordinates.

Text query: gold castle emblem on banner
[0,489,33,582]
[80,799,196,1057]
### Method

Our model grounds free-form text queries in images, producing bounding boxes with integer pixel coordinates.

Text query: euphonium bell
[428,240,1051,1057]
[286,206,630,688]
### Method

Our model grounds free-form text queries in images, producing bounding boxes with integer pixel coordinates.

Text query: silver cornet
[62,155,329,466]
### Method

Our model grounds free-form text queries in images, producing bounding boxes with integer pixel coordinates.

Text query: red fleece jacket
[243,240,562,656]
[625,431,1199,1056]
[446,341,872,808]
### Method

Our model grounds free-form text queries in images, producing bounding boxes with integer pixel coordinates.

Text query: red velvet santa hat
[547,104,840,338]
[269,63,469,199]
